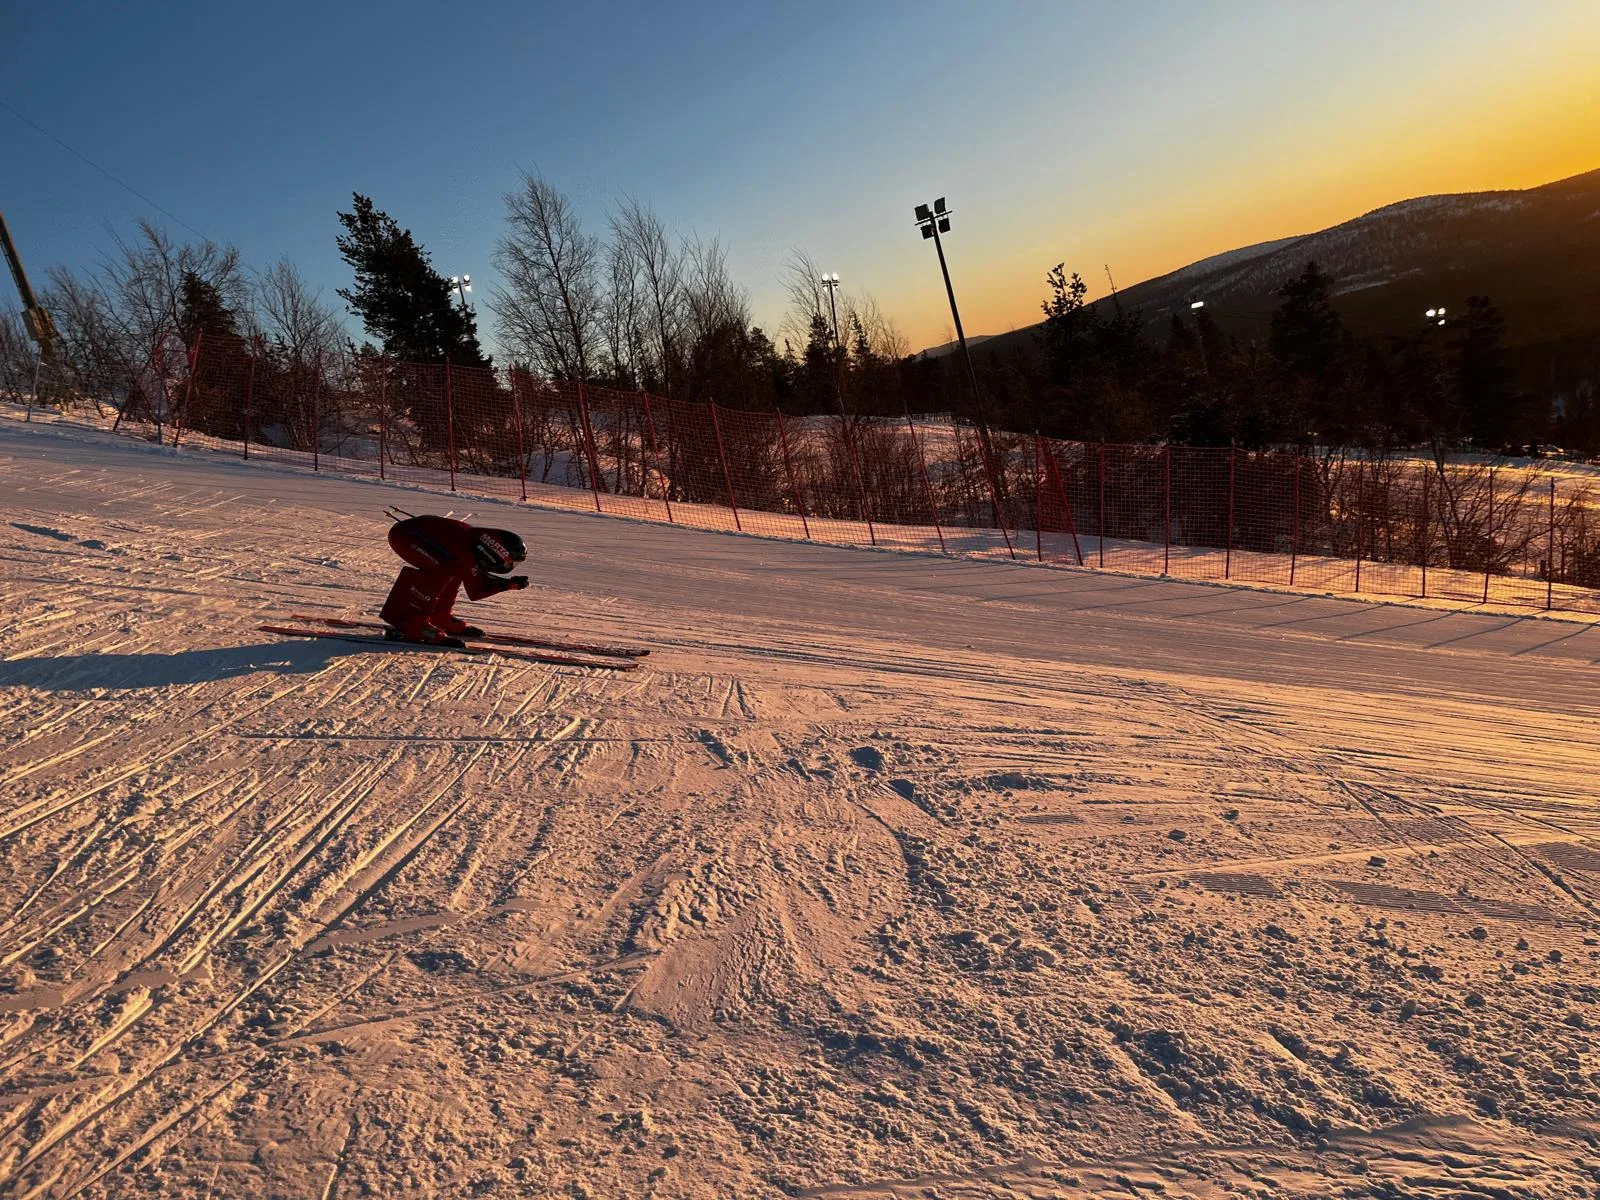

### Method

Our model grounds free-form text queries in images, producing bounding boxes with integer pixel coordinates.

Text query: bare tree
[253,257,342,361]
[610,198,683,393]
[0,310,35,401]
[601,236,646,386]
[491,173,601,380]
[42,267,134,399]
[100,219,244,360]
[682,236,749,348]
[849,291,908,361]
[778,248,828,351]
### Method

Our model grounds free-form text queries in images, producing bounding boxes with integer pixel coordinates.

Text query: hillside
[959,167,1600,361]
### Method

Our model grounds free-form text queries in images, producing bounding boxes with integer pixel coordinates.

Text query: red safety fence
[87,331,1600,616]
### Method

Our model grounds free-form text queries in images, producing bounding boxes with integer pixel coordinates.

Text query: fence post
[972,421,1015,560]
[1354,460,1364,594]
[1098,443,1107,568]
[1163,444,1172,576]
[1482,468,1493,605]
[311,347,322,472]
[1032,434,1045,562]
[1419,468,1431,599]
[173,330,202,449]
[641,390,674,525]
[775,409,808,540]
[1546,476,1556,611]
[1050,441,1084,566]
[1224,446,1235,580]
[839,416,877,546]
[708,402,742,531]
[509,373,527,501]
[904,411,944,555]
[575,382,603,513]
[242,340,257,461]
[444,360,456,491]
[376,362,387,480]
[1289,454,1300,587]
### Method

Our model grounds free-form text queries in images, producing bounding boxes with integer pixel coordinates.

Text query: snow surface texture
[1,417,1599,1199]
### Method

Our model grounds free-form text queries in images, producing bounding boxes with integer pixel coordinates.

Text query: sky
[2,0,1597,355]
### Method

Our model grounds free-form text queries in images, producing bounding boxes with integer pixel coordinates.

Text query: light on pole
[1425,306,1447,327]
[820,272,842,348]
[820,272,847,413]
[450,274,473,311]
[912,197,989,429]
[1188,299,1210,378]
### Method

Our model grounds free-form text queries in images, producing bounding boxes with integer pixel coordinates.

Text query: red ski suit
[379,516,521,638]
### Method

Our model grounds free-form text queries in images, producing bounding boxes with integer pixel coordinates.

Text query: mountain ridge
[925,166,1600,361]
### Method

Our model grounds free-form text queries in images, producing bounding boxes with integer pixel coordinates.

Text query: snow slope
[1,418,1598,1198]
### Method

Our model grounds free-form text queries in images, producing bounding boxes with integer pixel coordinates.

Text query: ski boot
[384,621,466,649]
[437,614,485,639]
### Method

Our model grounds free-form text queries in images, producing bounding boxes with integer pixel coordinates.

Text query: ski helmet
[472,529,526,574]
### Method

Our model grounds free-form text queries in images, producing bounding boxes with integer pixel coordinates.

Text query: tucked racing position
[379,514,529,646]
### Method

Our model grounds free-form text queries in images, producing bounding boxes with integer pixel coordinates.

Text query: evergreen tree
[177,270,239,347]
[1268,261,1360,443]
[1269,261,1343,384]
[1456,296,1516,447]
[335,194,490,368]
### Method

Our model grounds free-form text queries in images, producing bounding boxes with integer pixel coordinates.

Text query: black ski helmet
[472,528,526,574]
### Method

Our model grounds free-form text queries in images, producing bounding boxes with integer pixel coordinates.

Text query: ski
[258,625,639,670]
[286,613,649,659]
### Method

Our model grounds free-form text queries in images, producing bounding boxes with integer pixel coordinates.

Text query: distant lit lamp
[1190,299,1205,310]
[450,274,473,310]
[1425,306,1447,326]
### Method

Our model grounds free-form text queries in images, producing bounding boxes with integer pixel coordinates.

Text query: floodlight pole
[917,205,990,431]
[822,273,845,411]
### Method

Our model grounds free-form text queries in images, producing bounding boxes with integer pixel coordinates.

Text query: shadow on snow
[0,640,360,691]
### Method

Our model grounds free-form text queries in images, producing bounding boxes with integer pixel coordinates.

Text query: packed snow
[1,417,1598,1198]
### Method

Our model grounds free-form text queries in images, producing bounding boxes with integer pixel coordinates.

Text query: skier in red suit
[380,514,529,646]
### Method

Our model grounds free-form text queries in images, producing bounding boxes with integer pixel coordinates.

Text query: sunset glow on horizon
[2,0,1597,352]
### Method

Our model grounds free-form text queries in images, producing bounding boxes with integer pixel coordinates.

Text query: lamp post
[450,274,473,311]
[1188,298,1210,378]
[912,197,990,430]
[821,272,845,410]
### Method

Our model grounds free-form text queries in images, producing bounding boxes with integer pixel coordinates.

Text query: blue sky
[3,0,1596,352]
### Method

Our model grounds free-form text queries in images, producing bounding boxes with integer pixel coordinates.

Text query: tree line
[4,174,1596,459]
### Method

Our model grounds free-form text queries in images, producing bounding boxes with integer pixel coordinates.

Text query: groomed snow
[1,417,1598,1198]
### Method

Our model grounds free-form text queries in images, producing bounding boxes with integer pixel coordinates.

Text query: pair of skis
[259,614,647,671]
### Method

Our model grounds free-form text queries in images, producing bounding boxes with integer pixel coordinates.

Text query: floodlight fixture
[1190,299,1205,310]
[1426,308,1437,318]
[911,193,990,432]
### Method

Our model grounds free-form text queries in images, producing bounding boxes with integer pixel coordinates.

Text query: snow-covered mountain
[953,166,1600,358]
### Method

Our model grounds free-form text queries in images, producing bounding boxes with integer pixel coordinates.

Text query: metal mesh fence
[34,331,1595,618]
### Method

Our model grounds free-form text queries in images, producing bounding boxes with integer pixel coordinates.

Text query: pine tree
[1456,296,1516,448]
[335,194,490,368]
[177,271,239,347]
